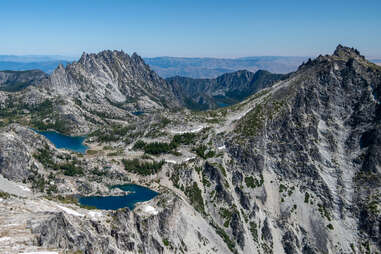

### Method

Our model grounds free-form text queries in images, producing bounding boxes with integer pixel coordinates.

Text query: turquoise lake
[34,130,88,154]
[78,184,159,210]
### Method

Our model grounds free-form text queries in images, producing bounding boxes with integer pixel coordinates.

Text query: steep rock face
[0,125,45,181]
[167,70,286,110]
[0,70,47,92]
[27,193,232,254]
[42,50,179,111]
[224,45,381,253]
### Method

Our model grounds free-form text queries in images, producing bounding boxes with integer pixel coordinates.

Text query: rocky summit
[0,45,380,254]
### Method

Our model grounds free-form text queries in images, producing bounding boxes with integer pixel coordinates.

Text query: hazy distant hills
[372,59,381,65]
[0,55,75,73]
[144,56,308,78]
[0,54,307,78]
[1,54,379,78]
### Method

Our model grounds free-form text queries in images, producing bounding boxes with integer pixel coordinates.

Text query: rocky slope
[0,45,380,254]
[167,70,286,110]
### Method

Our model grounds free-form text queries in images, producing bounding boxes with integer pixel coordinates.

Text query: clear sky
[1,0,380,58]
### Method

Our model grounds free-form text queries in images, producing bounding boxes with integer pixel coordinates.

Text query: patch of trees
[133,132,197,155]
[122,158,165,176]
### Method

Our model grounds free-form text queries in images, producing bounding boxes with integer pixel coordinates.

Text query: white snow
[18,185,31,192]
[143,205,158,215]
[56,204,83,217]
[88,211,103,219]
[0,198,3,202]
[170,126,204,134]
[165,159,177,164]
[184,156,196,162]
[218,145,226,150]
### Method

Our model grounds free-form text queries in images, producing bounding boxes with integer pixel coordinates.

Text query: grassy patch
[86,150,98,155]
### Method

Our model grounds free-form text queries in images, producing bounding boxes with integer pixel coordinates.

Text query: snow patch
[170,126,204,134]
[56,204,83,217]
[184,156,196,162]
[165,159,177,164]
[218,145,226,150]
[143,205,158,215]
[88,211,103,220]
[18,185,31,192]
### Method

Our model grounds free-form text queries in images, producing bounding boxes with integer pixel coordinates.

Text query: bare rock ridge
[43,49,180,109]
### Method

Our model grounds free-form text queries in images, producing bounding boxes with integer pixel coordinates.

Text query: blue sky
[1,0,380,58]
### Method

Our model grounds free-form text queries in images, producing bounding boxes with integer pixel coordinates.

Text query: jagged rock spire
[333,44,363,59]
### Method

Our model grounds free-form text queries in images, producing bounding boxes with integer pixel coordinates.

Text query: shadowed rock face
[167,69,286,110]
[0,70,47,92]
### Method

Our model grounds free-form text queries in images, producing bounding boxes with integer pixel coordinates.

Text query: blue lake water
[34,130,88,154]
[132,111,144,116]
[78,184,159,210]
[216,101,230,107]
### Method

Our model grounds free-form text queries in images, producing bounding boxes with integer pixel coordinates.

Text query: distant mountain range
[0,55,75,73]
[0,54,308,78]
[1,54,380,78]
[372,59,381,65]
[144,56,308,78]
